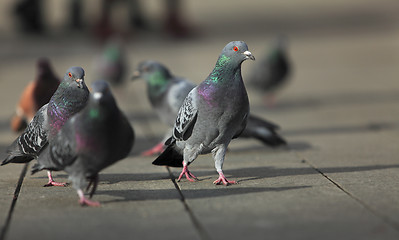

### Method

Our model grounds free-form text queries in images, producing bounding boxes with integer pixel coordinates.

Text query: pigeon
[92,37,126,86]
[152,41,255,185]
[132,60,196,155]
[248,36,290,107]
[2,67,89,187]
[32,80,135,206]
[132,60,286,155]
[10,58,61,132]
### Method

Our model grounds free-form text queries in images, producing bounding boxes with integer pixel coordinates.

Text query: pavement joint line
[166,167,212,240]
[0,163,29,240]
[301,158,399,232]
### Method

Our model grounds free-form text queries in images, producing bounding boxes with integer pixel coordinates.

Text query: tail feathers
[253,130,287,147]
[2,140,34,165]
[152,143,183,167]
[241,126,287,147]
[2,154,33,166]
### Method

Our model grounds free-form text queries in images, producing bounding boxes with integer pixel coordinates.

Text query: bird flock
[2,39,291,206]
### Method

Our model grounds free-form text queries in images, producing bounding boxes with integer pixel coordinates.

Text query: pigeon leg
[177,163,197,182]
[77,189,100,207]
[87,174,99,199]
[43,171,68,187]
[213,171,237,185]
[212,145,236,185]
[141,142,165,156]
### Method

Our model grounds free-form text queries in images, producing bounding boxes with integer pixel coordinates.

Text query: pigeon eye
[68,72,72,78]
[233,46,239,52]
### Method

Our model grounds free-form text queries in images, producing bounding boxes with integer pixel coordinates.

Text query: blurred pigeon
[11,58,61,132]
[132,60,196,155]
[32,80,134,206]
[92,37,126,86]
[248,36,291,107]
[152,41,254,185]
[2,67,89,187]
[132,60,286,155]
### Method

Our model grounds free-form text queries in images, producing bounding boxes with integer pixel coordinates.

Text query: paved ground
[0,0,399,239]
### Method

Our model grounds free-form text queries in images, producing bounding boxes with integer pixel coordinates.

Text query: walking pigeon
[2,66,89,187]
[248,36,291,107]
[10,58,60,132]
[152,41,254,185]
[132,60,286,155]
[32,80,135,206]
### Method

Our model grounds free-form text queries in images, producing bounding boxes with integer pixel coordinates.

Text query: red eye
[233,46,239,52]
[68,72,72,78]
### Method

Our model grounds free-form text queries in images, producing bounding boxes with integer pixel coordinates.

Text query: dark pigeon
[248,36,291,107]
[32,80,134,206]
[11,58,60,132]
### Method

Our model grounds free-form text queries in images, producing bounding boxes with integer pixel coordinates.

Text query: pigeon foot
[43,171,68,187]
[213,172,237,186]
[78,189,100,207]
[177,165,198,182]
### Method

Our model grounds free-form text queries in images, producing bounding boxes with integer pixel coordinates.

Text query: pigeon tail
[2,140,34,165]
[240,114,287,147]
[2,154,33,166]
[152,141,183,167]
[252,131,287,147]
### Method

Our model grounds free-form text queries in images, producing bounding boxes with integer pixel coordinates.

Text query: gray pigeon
[32,80,134,206]
[248,36,290,106]
[133,60,286,155]
[2,67,89,187]
[153,41,255,185]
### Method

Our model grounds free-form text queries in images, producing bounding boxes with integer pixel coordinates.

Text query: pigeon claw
[213,172,237,186]
[79,197,101,207]
[177,165,198,182]
[44,171,69,187]
[78,189,100,207]
[43,181,69,187]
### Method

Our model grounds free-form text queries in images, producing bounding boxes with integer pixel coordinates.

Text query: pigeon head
[37,58,51,73]
[220,41,255,64]
[64,67,86,89]
[37,58,56,79]
[90,80,116,106]
[132,61,172,85]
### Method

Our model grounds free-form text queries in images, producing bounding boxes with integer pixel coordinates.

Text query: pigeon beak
[131,70,141,81]
[243,51,255,61]
[75,78,83,88]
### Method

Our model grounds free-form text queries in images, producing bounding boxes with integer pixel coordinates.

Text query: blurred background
[0,0,398,146]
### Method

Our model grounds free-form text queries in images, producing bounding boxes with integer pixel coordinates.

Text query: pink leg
[43,171,69,187]
[177,164,198,182]
[77,189,100,207]
[213,171,237,186]
[141,142,165,156]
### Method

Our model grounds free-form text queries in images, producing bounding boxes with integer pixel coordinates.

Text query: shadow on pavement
[97,186,310,203]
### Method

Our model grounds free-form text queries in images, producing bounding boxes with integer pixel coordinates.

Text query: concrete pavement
[0,0,399,239]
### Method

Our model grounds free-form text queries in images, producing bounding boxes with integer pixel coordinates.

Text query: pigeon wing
[173,89,198,141]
